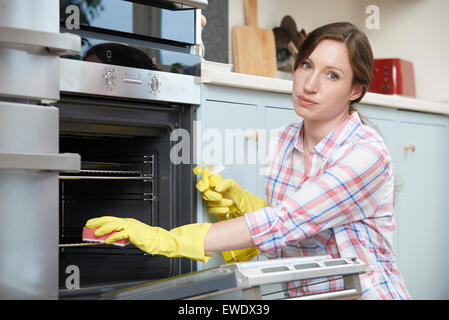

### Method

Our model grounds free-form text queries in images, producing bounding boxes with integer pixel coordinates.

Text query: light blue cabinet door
[200,100,259,195]
[265,107,301,130]
[395,110,449,299]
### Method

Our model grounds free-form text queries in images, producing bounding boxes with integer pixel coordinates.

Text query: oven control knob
[150,75,160,92]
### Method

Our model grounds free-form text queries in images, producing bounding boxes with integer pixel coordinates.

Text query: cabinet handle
[404,142,416,152]
[245,129,259,141]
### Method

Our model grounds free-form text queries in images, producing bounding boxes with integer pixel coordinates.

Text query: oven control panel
[60,59,200,105]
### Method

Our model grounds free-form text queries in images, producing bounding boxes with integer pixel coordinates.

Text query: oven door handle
[0,26,81,55]
[0,152,80,172]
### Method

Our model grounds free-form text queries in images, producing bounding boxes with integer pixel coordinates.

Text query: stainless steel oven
[57,0,205,299]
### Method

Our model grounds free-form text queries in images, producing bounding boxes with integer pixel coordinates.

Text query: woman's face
[292,39,362,122]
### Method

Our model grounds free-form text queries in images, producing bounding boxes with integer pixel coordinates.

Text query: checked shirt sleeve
[244,141,393,253]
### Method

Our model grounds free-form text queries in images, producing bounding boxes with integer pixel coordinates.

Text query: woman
[86,22,410,299]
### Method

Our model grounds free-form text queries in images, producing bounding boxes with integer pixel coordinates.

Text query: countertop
[201,68,449,116]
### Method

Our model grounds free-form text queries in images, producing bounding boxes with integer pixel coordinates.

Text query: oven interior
[57,99,194,294]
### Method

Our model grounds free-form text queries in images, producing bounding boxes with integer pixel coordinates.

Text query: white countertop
[201,68,449,116]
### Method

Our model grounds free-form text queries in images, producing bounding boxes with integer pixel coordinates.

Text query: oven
[57,0,206,299]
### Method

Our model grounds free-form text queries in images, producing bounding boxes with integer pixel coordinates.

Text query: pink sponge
[82,227,130,247]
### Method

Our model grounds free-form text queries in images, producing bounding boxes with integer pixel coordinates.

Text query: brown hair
[294,22,374,121]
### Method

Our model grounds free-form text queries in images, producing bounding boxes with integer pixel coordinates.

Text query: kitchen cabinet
[196,84,449,299]
[394,110,449,300]
[197,85,295,202]
[196,85,260,200]
[198,99,259,197]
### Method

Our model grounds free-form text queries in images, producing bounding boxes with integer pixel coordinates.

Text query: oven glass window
[60,0,196,44]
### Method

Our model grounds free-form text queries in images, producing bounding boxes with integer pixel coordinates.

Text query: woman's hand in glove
[85,216,213,263]
[214,179,266,215]
[195,169,234,215]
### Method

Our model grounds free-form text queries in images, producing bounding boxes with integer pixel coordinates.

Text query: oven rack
[60,154,155,181]
[60,169,153,180]
[59,242,104,248]
[59,153,157,241]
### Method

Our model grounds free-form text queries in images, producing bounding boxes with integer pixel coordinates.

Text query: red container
[368,58,416,98]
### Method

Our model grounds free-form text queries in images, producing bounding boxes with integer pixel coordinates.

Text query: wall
[227,0,449,103]
[202,0,229,63]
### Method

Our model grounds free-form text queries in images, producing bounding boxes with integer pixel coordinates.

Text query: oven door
[57,94,197,298]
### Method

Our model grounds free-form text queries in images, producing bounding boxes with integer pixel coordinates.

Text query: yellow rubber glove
[214,178,267,216]
[195,168,223,202]
[195,168,234,215]
[85,216,213,263]
[194,167,265,263]
[213,178,266,263]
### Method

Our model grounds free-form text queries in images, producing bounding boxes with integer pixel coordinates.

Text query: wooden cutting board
[232,0,277,78]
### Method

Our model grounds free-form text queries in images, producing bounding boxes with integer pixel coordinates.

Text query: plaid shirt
[245,111,410,299]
